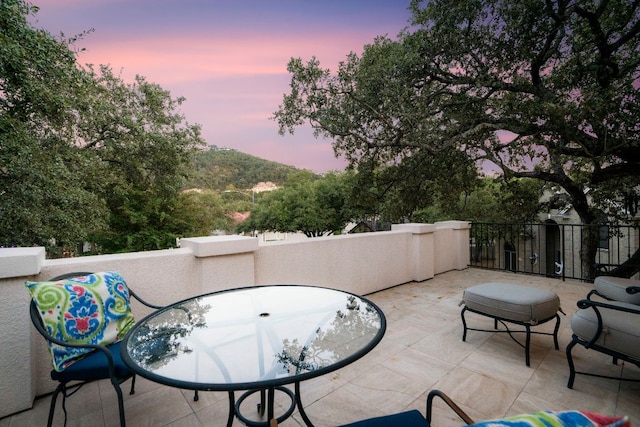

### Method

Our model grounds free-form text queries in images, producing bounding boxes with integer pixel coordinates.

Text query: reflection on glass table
[121,285,386,427]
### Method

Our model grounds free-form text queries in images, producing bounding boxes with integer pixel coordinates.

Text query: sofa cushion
[571,301,640,359]
[462,283,560,324]
[26,271,136,371]
[594,276,640,305]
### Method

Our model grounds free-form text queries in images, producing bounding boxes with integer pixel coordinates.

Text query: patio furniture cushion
[594,276,640,305]
[469,410,629,427]
[571,300,640,360]
[25,271,136,371]
[338,410,428,427]
[51,341,130,381]
[462,283,560,324]
[338,409,629,427]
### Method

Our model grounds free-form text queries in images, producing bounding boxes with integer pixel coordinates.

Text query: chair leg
[61,386,70,427]
[111,378,127,427]
[129,374,136,395]
[566,338,578,389]
[47,383,65,427]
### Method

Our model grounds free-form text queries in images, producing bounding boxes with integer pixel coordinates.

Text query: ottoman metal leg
[552,313,560,350]
[460,306,561,367]
[461,307,469,342]
[460,283,562,366]
[524,325,531,366]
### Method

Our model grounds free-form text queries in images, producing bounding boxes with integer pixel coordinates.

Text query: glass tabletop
[121,285,386,391]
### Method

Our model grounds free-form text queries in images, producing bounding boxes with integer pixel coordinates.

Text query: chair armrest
[577,299,640,315]
[626,286,640,296]
[426,390,475,425]
[48,271,164,310]
[129,288,164,310]
[586,289,614,301]
[588,284,640,304]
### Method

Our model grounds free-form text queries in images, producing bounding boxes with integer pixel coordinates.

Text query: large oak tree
[1,0,204,256]
[274,0,640,279]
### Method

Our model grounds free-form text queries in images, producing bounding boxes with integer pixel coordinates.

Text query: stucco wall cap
[392,223,436,234]
[180,235,258,257]
[435,220,470,230]
[0,247,45,279]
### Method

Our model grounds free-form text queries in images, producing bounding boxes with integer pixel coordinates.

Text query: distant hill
[183,146,303,191]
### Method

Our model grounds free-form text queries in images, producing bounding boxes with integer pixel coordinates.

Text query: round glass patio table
[121,285,386,427]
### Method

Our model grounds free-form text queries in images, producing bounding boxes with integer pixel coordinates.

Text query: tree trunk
[603,248,640,278]
[577,216,640,280]
[580,224,599,281]
[570,195,599,281]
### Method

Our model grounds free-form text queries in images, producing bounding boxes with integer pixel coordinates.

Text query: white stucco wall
[254,230,413,295]
[1,275,36,416]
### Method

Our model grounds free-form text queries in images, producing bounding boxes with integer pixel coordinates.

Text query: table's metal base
[226,382,314,427]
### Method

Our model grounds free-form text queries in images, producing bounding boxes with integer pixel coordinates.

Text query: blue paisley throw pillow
[26,271,136,371]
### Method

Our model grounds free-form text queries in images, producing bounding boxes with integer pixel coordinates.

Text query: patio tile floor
[4,268,639,426]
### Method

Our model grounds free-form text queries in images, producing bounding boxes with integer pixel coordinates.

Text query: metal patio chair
[28,272,163,427]
[566,278,640,388]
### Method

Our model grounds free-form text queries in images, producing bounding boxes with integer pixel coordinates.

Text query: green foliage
[174,190,232,237]
[186,146,300,191]
[238,171,350,237]
[414,178,545,224]
[345,148,480,223]
[275,0,640,222]
[1,0,203,256]
[1,0,108,252]
[274,0,640,277]
[79,66,204,253]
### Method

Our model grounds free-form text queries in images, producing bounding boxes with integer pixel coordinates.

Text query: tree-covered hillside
[185,146,304,191]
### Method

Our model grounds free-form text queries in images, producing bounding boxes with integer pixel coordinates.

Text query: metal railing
[469,222,640,282]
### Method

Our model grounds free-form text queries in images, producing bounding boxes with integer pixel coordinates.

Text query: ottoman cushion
[594,276,640,305]
[463,283,560,324]
[571,300,640,359]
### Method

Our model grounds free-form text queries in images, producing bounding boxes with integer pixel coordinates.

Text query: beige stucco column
[392,223,437,282]
[0,247,46,418]
[179,235,259,293]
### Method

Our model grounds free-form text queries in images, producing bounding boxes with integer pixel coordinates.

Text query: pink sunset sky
[32,0,413,173]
